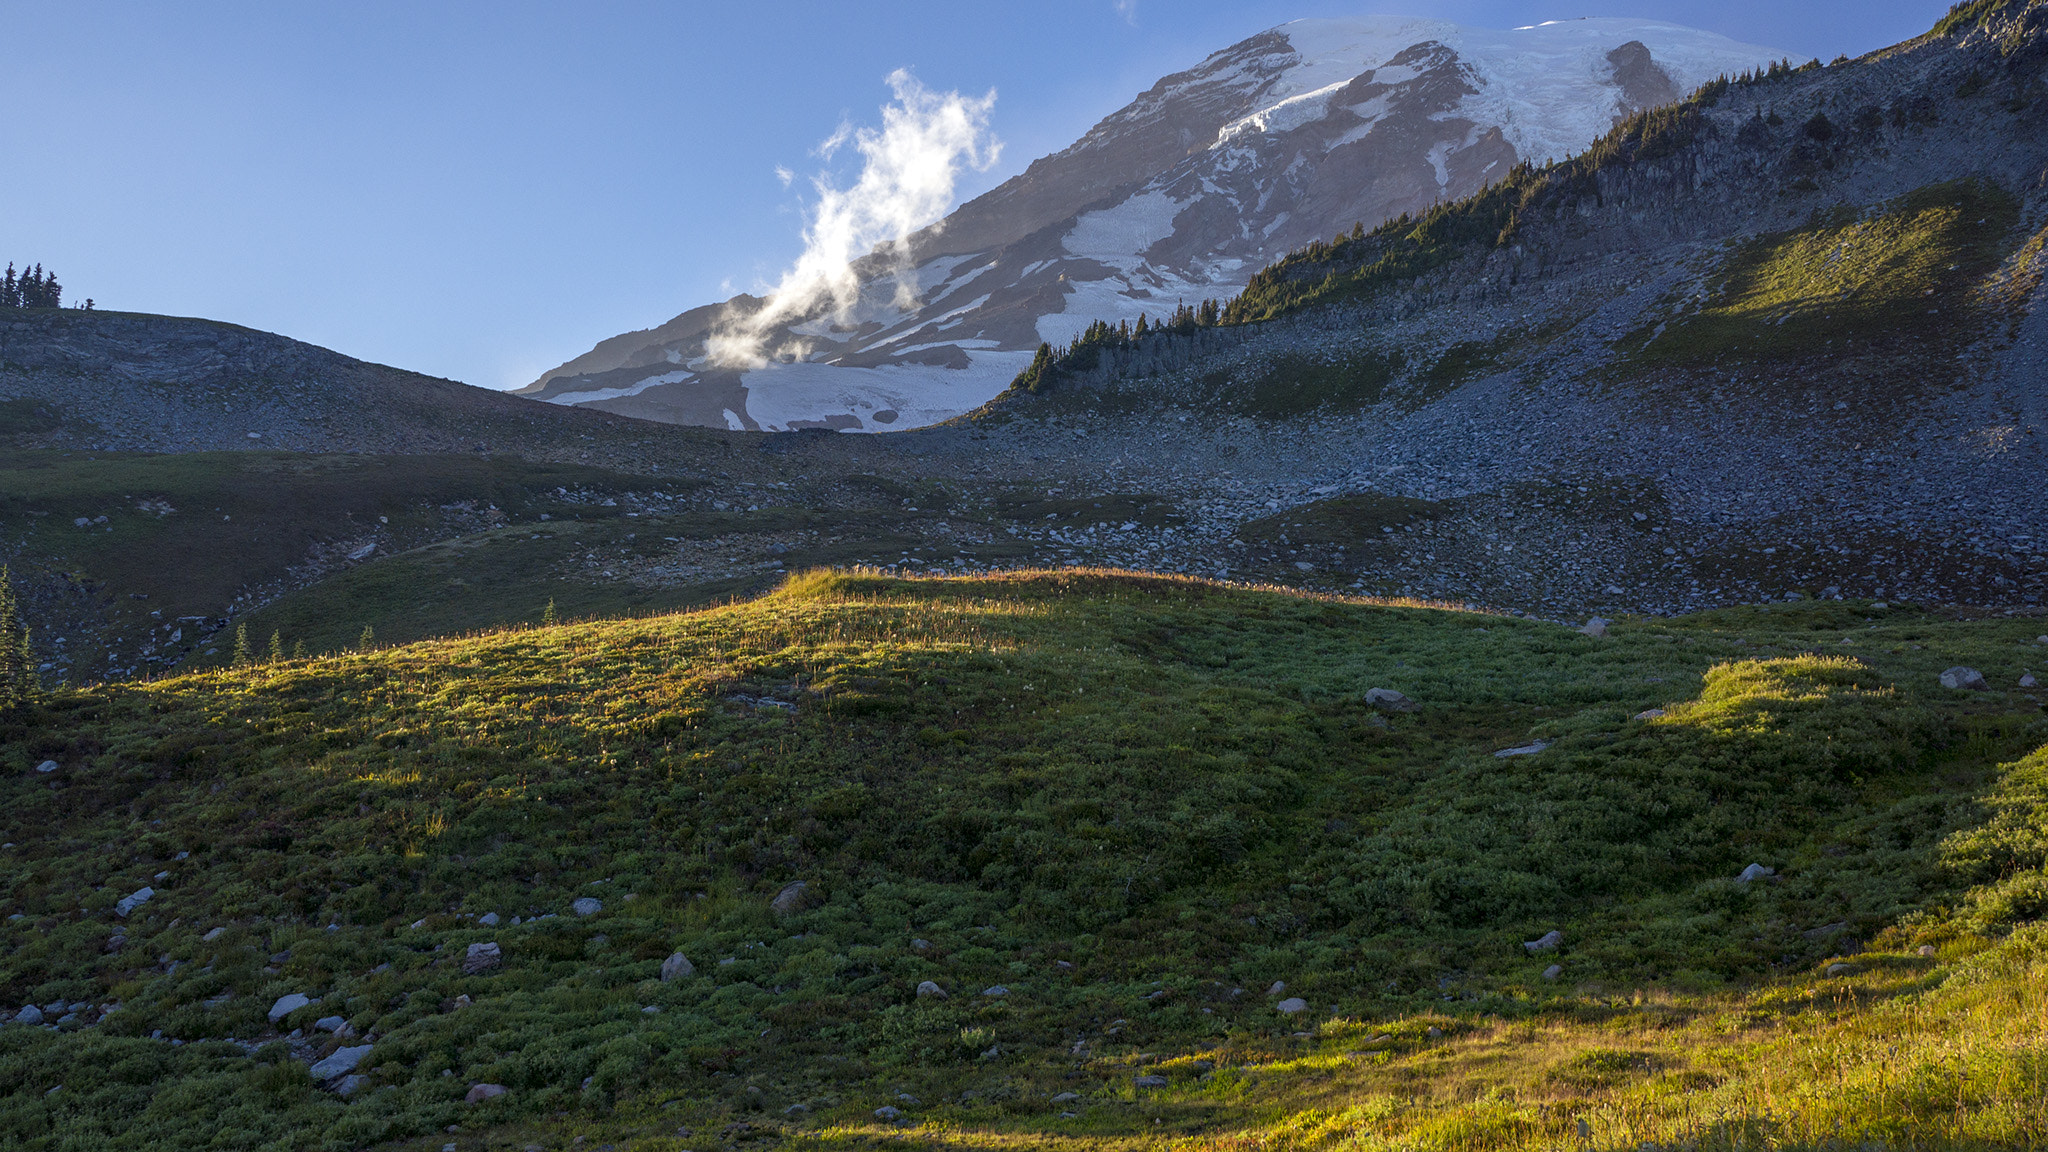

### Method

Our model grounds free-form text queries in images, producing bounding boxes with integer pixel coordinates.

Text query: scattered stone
[453,995,471,1009]
[1918,945,1938,957]
[1495,741,1551,758]
[115,887,154,917]
[896,1093,921,1104]
[571,897,602,917]
[770,881,809,916]
[916,981,948,999]
[982,985,1009,997]
[1266,981,1286,996]
[1579,617,1610,637]
[268,993,310,1023]
[1052,1091,1080,1103]
[203,927,224,942]
[1826,962,1852,976]
[874,1106,903,1121]
[783,1103,808,1115]
[310,1044,374,1081]
[1802,922,1849,941]
[35,760,57,774]
[2021,672,2038,689]
[1275,998,1308,1015]
[477,912,500,927]
[1426,1026,1444,1038]
[314,1016,347,1033]
[465,1083,508,1103]
[13,1005,43,1026]
[1542,965,1563,981]
[911,938,931,951]
[462,942,502,974]
[1633,708,1666,721]
[1940,666,1988,691]
[331,1074,366,1098]
[1363,688,1418,712]
[1524,930,1563,954]
[1135,1074,1169,1088]
[1737,864,1776,883]
[661,953,695,982]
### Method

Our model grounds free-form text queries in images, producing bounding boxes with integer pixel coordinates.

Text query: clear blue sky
[3,1,1955,389]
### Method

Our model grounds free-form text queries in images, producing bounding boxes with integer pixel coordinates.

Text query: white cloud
[706,69,1000,370]
[1114,0,1138,25]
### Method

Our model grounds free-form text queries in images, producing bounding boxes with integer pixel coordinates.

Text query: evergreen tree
[358,625,375,650]
[268,630,284,662]
[232,622,251,666]
[0,566,39,709]
[542,599,559,627]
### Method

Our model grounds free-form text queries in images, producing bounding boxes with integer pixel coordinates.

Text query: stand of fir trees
[1,264,63,309]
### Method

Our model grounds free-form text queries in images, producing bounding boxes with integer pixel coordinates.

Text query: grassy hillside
[2,571,2045,1150]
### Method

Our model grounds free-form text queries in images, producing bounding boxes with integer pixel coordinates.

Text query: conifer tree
[232,623,251,666]
[542,599,559,627]
[358,625,375,650]
[292,639,307,659]
[0,566,39,709]
[268,630,284,662]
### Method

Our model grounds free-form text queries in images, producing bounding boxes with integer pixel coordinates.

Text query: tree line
[1,263,92,310]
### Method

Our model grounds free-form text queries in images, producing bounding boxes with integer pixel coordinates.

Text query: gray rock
[1494,741,1551,758]
[1633,708,1666,721]
[571,897,602,917]
[202,927,225,942]
[1826,962,1852,976]
[1275,997,1308,1014]
[314,1015,347,1033]
[114,887,154,917]
[1363,688,1418,712]
[1802,921,1850,941]
[661,953,695,982]
[1051,1091,1081,1103]
[35,760,57,774]
[331,1074,366,1098]
[1542,965,1563,980]
[1737,863,1776,883]
[1918,944,1937,957]
[268,993,310,1022]
[12,1005,43,1025]
[310,1044,374,1080]
[1940,666,1988,690]
[465,1082,507,1103]
[1579,617,1610,637]
[910,938,931,951]
[462,942,502,974]
[915,980,948,999]
[1425,1026,1444,1038]
[874,1105,904,1121]
[477,912,500,927]
[1524,930,1563,954]
[770,881,809,916]
[982,985,1009,997]
[1134,1074,1170,1088]
[1265,981,1286,996]
[2021,672,2037,689]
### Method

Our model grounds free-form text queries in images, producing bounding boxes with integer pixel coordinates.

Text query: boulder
[12,1005,43,1026]
[770,881,809,916]
[1737,863,1776,883]
[202,927,225,942]
[465,1082,508,1104]
[915,981,948,999]
[1523,930,1563,954]
[1275,998,1308,1015]
[477,912,500,927]
[1826,962,1852,976]
[331,1074,366,1098]
[2021,672,2038,689]
[1918,945,1938,957]
[310,1044,374,1081]
[1134,1074,1169,1088]
[1363,688,1418,713]
[571,897,602,917]
[35,760,57,774]
[1542,965,1563,981]
[268,993,311,1023]
[1579,618,1610,637]
[1940,666,1988,691]
[1266,981,1286,996]
[114,887,154,917]
[1633,708,1666,721]
[1051,1092,1080,1103]
[314,1015,347,1033]
[661,953,695,982]
[874,1105,904,1121]
[982,985,1009,997]
[1494,741,1551,758]
[462,942,502,974]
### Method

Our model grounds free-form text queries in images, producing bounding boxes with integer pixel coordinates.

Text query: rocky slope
[521,17,1782,432]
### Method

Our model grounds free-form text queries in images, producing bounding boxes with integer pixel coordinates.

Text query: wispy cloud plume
[706,69,999,370]
[1114,0,1138,25]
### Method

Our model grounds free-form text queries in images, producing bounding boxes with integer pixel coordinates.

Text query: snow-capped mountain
[521,16,1783,431]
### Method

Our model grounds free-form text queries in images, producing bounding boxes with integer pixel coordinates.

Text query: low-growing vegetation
[1,570,2045,1150]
